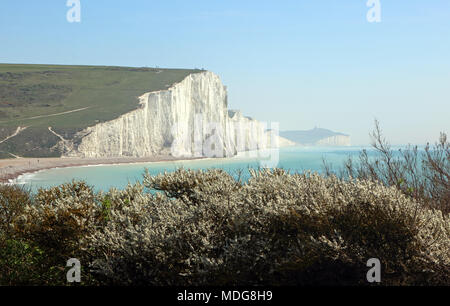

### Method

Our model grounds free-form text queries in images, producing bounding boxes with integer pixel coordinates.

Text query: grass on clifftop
[0,64,203,157]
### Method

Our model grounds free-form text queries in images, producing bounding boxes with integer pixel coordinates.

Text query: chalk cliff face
[64,72,292,158]
[225,110,295,155]
[280,128,351,147]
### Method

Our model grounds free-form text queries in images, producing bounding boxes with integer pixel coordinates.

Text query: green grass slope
[0,64,203,158]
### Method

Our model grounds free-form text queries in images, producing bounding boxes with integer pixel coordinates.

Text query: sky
[0,0,449,145]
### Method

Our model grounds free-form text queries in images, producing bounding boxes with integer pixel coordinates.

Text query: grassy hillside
[0,64,203,158]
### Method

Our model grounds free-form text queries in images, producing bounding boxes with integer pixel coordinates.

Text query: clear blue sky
[1,0,449,145]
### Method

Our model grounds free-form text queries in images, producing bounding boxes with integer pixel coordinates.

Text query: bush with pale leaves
[1,169,448,285]
[87,168,450,285]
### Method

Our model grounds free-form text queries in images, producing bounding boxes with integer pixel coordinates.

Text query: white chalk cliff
[64,71,294,158]
[315,135,351,146]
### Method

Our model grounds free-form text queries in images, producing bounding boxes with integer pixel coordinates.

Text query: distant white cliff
[316,135,351,146]
[64,71,294,158]
[280,128,351,147]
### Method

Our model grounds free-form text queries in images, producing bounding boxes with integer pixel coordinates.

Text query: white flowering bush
[86,168,450,286]
[9,181,103,285]
[16,181,102,256]
[1,169,448,285]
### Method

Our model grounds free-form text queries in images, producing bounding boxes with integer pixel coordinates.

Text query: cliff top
[0,63,204,158]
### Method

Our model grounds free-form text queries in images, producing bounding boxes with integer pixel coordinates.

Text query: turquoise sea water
[18,146,378,192]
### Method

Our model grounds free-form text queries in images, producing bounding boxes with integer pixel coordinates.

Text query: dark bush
[1,181,103,285]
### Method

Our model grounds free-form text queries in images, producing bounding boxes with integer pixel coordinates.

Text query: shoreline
[0,155,205,184]
[0,145,363,184]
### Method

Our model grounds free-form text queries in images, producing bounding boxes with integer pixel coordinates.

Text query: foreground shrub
[87,169,450,286]
[0,185,39,285]
[0,239,50,286]
[325,120,449,214]
[0,184,31,236]
[11,181,104,285]
[3,169,448,285]
[16,181,102,258]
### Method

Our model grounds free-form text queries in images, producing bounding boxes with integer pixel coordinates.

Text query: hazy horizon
[1,1,449,145]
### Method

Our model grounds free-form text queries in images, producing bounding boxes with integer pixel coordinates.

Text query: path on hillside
[48,126,67,142]
[0,151,21,159]
[0,126,28,159]
[0,126,28,145]
[0,107,91,124]
[48,126,74,153]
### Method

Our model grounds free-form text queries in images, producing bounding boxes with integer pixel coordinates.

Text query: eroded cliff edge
[63,71,294,158]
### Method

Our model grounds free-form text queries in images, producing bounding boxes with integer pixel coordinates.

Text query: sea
[16,146,401,192]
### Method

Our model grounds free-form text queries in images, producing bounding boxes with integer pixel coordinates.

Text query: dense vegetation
[1,136,449,286]
[0,64,203,157]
